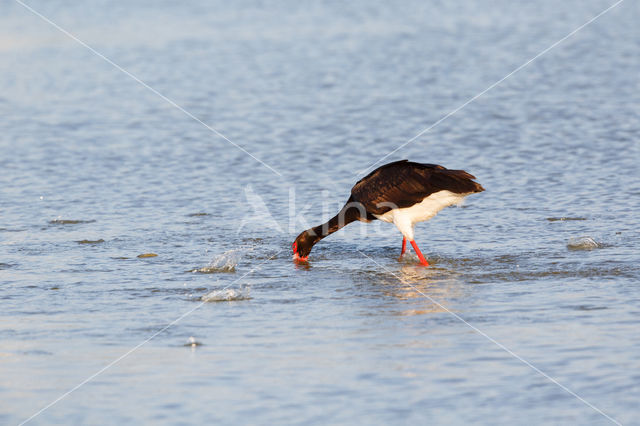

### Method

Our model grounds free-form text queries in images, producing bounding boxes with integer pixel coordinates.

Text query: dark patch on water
[76,239,105,244]
[547,217,587,222]
[137,253,158,258]
[242,237,265,243]
[22,350,53,356]
[187,212,210,217]
[571,305,608,311]
[48,219,96,225]
[493,254,519,264]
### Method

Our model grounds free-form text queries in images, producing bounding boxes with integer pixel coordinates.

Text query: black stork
[292,160,484,266]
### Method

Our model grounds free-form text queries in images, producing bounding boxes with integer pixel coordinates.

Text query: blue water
[1,1,639,424]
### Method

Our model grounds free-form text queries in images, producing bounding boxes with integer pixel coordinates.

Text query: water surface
[1,1,639,424]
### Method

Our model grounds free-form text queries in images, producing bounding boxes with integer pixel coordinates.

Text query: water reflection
[379,263,466,315]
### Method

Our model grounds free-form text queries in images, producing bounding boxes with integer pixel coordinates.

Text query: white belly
[373,190,468,240]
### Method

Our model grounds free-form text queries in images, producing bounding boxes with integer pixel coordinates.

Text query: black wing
[351,160,484,215]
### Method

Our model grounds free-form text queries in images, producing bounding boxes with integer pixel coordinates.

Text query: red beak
[292,242,308,262]
[293,253,308,262]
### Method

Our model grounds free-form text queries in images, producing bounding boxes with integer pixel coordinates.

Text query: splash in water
[192,249,242,273]
[567,236,601,250]
[183,336,203,347]
[201,286,251,302]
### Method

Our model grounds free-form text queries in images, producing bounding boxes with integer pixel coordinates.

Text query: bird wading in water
[292,160,484,266]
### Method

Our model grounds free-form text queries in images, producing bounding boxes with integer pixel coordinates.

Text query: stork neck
[309,201,362,240]
[312,214,344,239]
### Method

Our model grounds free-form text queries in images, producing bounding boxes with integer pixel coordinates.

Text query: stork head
[292,229,319,261]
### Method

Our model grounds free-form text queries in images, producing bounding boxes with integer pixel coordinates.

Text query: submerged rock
[137,253,158,258]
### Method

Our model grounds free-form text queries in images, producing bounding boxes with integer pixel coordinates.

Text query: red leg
[410,240,429,266]
[400,237,407,256]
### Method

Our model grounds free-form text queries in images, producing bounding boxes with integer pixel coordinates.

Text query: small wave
[191,250,240,273]
[201,286,251,302]
[0,228,26,232]
[567,236,601,250]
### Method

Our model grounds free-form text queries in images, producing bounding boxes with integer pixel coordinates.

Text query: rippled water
[1,1,639,424]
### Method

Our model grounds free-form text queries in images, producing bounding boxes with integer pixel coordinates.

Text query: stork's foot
[410,240,430,267]
[398,237,409,262]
